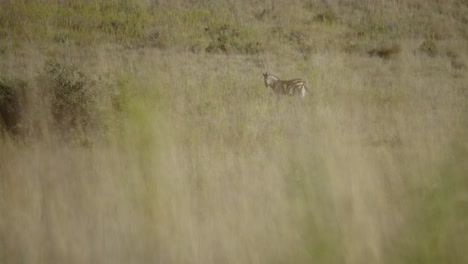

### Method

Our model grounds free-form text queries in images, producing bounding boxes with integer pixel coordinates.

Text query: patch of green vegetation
[0,1,55,42]
[0,1,269,52]
[390,142,467,264]
[0,1,151,45]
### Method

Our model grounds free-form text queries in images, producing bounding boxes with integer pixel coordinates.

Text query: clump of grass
[254,5,275,21]
[204,24,240,54]
[418,38,438,57]
[204,24,263,54]
[142,30,174,49]
[284,29,315,54]
[98,6,148,41]
[446,51,466,70]
[368,44,401,59]
[313,9,338,24]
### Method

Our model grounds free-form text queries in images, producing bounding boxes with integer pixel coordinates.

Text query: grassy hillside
[1,0,467,263]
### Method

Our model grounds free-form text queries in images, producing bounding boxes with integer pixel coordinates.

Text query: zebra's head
[263,72,278,88]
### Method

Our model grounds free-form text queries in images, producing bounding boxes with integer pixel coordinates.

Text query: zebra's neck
[268,76,280,88]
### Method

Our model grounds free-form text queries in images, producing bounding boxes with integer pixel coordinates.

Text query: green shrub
[41,60,101,143]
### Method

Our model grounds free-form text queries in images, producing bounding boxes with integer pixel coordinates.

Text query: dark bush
[0,78,27,136]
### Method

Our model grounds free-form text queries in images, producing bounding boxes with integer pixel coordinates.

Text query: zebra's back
[273,79,307,96]
[263,72,308,97]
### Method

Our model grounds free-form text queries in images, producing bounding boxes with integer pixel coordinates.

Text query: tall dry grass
[1,45,466,263]
[1,1,467,263]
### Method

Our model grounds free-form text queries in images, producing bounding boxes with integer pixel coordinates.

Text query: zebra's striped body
[263,73,308,97]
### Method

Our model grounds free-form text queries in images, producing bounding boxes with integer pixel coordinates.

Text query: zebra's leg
[300,87,306,97]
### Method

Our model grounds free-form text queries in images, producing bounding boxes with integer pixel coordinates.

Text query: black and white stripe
[262,72,308,97]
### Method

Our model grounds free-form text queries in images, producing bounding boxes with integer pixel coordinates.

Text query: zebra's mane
[265,73,279,81]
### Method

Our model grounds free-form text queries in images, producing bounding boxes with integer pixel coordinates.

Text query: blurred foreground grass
[1,1,467,263]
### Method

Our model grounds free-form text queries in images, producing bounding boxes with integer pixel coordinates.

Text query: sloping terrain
[1,1,467,263]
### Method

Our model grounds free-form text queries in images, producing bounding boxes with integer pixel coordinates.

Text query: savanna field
[0,0,467,263]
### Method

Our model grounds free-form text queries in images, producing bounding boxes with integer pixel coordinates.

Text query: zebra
[262,72,308,97]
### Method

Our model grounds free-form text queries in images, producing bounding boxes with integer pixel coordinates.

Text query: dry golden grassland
[0,0,467,263]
